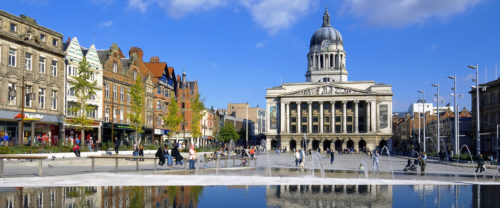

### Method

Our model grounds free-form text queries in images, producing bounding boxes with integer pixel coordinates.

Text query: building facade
[227,103,266,136]
[0,10,65,145]
[63,37,103,145]
[265,9,393,152]
[173,72,199,145]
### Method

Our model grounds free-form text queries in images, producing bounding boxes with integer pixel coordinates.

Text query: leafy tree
[66,57,99,146]
[163,96,182,144]
[128,75,145,144]
[190,94,205,145]
[219,123,239,142]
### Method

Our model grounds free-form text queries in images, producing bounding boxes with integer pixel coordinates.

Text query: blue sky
[2,0,499,112]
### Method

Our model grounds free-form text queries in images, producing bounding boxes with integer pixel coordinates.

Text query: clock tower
[305,8,347,83]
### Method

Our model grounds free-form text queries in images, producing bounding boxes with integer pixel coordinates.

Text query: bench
[88,155,158,172]
[210,156,257,168]
[0,155,48,177]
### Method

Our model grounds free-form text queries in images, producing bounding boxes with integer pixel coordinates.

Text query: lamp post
[246,102,249,148]
[12,76,35,146]
[418,90,426,152]
[448,75,459,155]
[469,64,480,156]
[432,83,440,153]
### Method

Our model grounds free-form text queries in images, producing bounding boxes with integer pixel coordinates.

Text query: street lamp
[448,75,459,156]
[468,64,480,156]
[432,83,440,154]
[417,90,426,152]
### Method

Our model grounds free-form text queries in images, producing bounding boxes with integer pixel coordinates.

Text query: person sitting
[72,144,81,157]
[404,159,417,171]
[155,145,166,166]
[171,145,183,165]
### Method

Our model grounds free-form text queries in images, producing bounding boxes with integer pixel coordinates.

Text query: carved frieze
[286,84,370,96]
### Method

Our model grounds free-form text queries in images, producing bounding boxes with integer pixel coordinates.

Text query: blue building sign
[159,74,174,90]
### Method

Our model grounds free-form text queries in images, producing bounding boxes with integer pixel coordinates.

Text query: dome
[309,8,343,48]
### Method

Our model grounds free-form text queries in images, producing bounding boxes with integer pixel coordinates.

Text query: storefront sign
[154,129,162,135]
[159,75,174,90]
[14,113,44,121]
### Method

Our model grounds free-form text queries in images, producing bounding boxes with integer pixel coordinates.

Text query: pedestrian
[359,163,365,174]
[295,149,301,167]
[299,149,305,168]
[88,137,93,152]
[419,154,426,173]
[275,147,280,155]
[476,154,485,173]
[114,137,120,154]
[330,150,335,165]
[171,145,183,165]
[203,153,209,168]
[189,145,196,170]
[2,133,9,146]
[72,144,81,157]
[164,144,173,166]
[489,155,495,165]
[250,147,255,158]
[138,144,144,161]
[373,150,380,173]
[155,145,166,166]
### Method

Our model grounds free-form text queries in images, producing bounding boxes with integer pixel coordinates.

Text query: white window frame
[113,63,117,73]
[51,60,57,76]
[38,88,45,109]
[120,87,124,101]
[25,53,32,70]
[8,48,16,67]
[39,56,46,74]
[51,90,57,110]
[113,85,117,99]
[104,83,109,98]
[8,82,16,105]
[25,85,32,107]
[120,109,124,123]
[10,23,16,32]
[104,107,109,122]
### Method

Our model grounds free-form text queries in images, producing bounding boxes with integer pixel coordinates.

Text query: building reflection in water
[0,186,203,208]
[266,185,393,208]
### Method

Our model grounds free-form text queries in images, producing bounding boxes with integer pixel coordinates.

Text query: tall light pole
[418,90,426,152]
[432,83,440,153]
[246,102,249,148]
[448,75,458,155]
[469,64,480,156]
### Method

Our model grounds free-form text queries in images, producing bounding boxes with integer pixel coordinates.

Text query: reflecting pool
[0,184,498,207]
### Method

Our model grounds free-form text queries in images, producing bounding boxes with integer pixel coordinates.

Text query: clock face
[322,40,331,49]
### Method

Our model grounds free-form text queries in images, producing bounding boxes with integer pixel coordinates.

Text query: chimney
[129,47,143,61]
[149,56,160,63]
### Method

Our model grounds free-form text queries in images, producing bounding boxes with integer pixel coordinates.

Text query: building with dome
[265,9,393,152]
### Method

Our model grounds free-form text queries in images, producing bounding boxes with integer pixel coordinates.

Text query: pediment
[283,84,372,96]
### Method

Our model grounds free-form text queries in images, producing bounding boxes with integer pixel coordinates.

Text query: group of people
[155,144,197,169]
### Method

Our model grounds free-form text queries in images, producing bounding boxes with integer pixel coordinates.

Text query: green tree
[163,96,182,144]
[190,94,205,146]
[128,75,145,144]
[219,123,239,142]
[66,57,99,146]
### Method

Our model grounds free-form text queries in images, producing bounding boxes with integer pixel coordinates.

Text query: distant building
[470,78,500,155]
[226,103,266,136]
[408,102,453,115]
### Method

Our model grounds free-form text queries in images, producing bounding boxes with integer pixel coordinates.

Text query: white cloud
[158,0,227,18]
[340,0,481,27]
[99,20,113,28]
[256,40,268,48]
[127,0,153,13]
[241,0,316,34]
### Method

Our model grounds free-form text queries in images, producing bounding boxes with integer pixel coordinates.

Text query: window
[133,70,137,79]
[156,101,160,109]
[39,57,46,74]
[113,85,117,99]
[10,23,16,32]
[40,34,46,42]
[126,110,130,123]
[8,83,16,105]
[38,88,45,109]
[113,63,117,73]
[25,86,32,107]
[104,107,109,122]
[164,89,168,97]
[120,109,124,123]
[127,94,130,103]
[87,107,96,119]
[114,109,118,121]
[51,60,57,76]
[104,83,109,98]
[9,48,16,67]
[67,65,77,76]
[52,38,57,46]
[25,53,32,70]
[120,87,124,101]
[68,87,75,96]
[157,87,161,95]
[51,90,57,110]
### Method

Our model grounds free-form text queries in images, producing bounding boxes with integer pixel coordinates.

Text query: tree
[163,96,182,144]
[219,123,239,142]
[190,94,205,146]
[128,75,145,144]
[66,57,99,146]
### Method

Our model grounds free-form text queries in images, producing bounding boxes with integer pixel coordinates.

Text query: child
[359,163,365,174]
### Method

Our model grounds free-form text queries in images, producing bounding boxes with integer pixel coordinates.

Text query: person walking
[295,149,301,167]
[299,148,305,168]
[114,137,120,155]
[476,154,485,173]
[189,145,196,170]
[72,144,81,157]
[330,150,335,165]
[373,150,380,173]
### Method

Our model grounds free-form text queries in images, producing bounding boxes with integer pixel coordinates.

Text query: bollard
[38,160,42,177]
[136,158,139,171]
[115,158,118,173]
[154,158,157,171]
[0,159,4,178]
[91,158,95,172]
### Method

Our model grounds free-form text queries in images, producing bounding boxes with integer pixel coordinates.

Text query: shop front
[0,110,63,146]
[102,123,135,144]
[154,128,169,144]
[64,121,101,146]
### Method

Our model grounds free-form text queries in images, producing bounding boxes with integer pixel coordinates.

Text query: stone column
[366,101,371,133]
[371,101,377,133]
[320,101,324,133]
[354,100,359,133]
[297,102,301,133]
[280,101,285,134]
[308,101,312,133]
[331,101,335,134]
[285,102,290,133]
[342,101,347,133]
